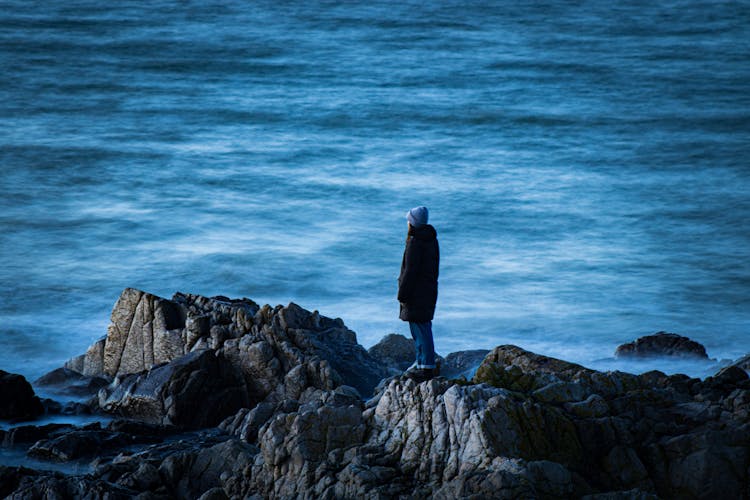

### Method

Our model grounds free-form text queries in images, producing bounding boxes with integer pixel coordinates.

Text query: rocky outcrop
[615,332,709,359]
[7,291,750,499]
[441,348,490,378]
[367,333,485,378]
[65,288,229,377]
[5,340,750,498]
[34,368,109,399]
[367,333,416,372]
[732,353,750,372]
[98,349,249,428]
[474,345,750,498]
[57,289,393,427]
[0,371,44,421]
[65,289,388,399]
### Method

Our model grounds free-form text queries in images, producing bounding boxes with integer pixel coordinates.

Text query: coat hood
[410,224,437,241]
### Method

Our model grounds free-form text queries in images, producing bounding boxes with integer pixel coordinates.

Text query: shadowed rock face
[615,332,709,359]
[473,345,750,499]
[33,368,109,399]
[367,333,416,371]
[62,289,387,426]
[0,371,44,421]
[98,349,249,428]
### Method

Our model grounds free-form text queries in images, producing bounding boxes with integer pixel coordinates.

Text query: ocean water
[1,0,749,380]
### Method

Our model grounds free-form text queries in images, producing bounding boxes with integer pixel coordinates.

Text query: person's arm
[398,238,420,302]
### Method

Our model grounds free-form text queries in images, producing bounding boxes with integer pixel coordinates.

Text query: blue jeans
[409,321,436,369]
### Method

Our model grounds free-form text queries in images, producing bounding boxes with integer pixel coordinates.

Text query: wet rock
[615,332,708,359]
[564,394,609,418]
[0,370,44,421]
[2,423,73,447]
[441,349,490,378]
[66,289,388,399]
[0,467,138,499]
[24,292,750,499]
[197,487,229,500]
[27,428,134,461]
[731,353,750,371]
[367,333,415,372]
[34,367,109,399]
[98,349,249,428]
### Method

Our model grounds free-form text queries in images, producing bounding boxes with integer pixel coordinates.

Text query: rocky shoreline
[1,289,748,499]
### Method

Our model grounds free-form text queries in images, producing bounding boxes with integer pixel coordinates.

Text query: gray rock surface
[615,331,709,359]
[440,348,490,378]
[98,349,249,428]
[67,289,388,399]
[367,333,415,372]
[8,291,750,499]
[0,370,44,421]
[34,367,109,399]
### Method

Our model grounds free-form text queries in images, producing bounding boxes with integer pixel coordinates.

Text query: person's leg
[409,321,435,369]
[409,322,424,368]
[419,321,436,368]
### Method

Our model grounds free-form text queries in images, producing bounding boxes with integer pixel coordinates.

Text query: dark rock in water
[34,367,109,399]
[441,349,490,378]
[2,423,73,447]
[27,429,131,461]
[614,332,708,359]
[0,371,44,421]
[0,466,137,499]
[731,353,750,372]
[98,349,249,428]
[368,333,416,372]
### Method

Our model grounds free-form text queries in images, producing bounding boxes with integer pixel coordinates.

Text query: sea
[1,0,749,381]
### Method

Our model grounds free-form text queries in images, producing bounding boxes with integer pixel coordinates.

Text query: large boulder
[367,333,415,372]
[615,332,708,359]
[471,345,750,499]
[66,289,388,399]
[441,349,490,379]
[0,371,44,421]
[34,368,109,399]
[98,349,249,428]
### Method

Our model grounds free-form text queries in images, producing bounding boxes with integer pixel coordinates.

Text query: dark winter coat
[398,224,439,322]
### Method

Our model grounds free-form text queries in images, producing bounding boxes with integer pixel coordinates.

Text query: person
[398,206,440,381]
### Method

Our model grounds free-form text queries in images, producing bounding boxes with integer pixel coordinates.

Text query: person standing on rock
[398,206,440,381]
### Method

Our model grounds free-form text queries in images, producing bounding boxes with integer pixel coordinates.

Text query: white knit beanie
[406,206,428,227]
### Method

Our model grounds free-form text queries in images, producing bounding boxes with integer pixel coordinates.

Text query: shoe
[404,367,436,383]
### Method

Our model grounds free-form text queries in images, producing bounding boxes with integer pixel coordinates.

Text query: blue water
[2,0,749,380]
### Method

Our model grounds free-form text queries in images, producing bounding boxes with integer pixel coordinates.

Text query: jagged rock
[615,332,708,359]
[581,490,660,499]
[367,333,415,372]
[27,428,133,461]
[104,288,187,377]
[197,487,229,500]
[66,289,388,399]
[158,439,256,499]
[441,349,490,378]
[223,389,366,499]
[470,345,750,498]
[34,367,109,399]
[732,353,750,371]
[12,291,750,499]
[0,370,44,421]
[2,423,73,447]
[98,349,249,428]
[0,466,138,499]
